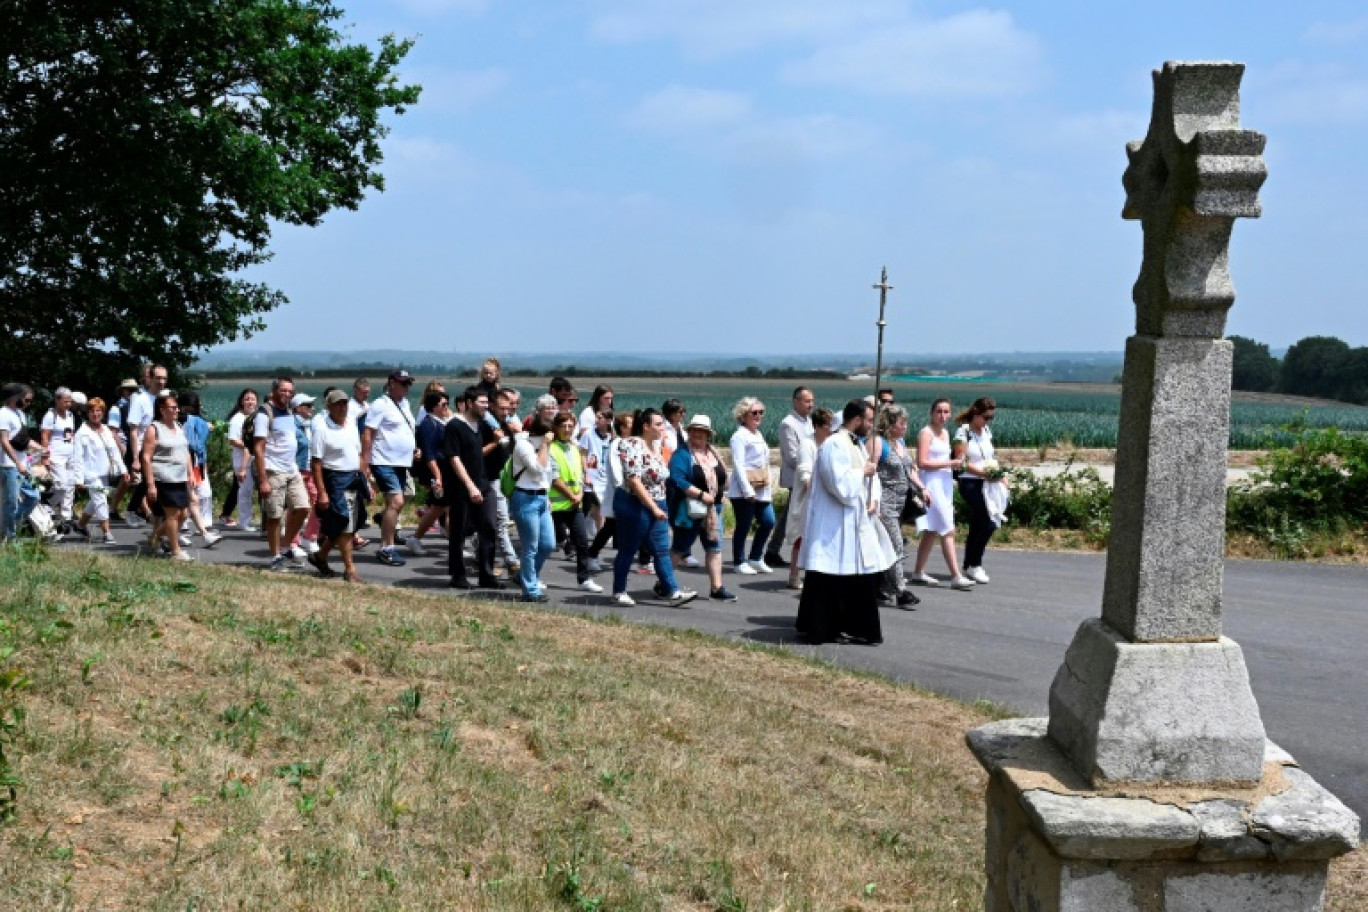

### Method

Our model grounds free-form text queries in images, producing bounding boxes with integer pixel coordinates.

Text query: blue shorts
[671,516,723,554]
[371,465,409,496]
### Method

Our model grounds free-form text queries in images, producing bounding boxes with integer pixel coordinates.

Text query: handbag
[745,466,769,488]
[900,488,927,523]
[686,497,710,521]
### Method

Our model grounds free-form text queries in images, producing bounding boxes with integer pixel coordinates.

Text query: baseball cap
[324,389,349,406]
[290,393,316,408]
[388,369,414,385]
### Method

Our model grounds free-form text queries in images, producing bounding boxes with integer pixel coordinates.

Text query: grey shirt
[778,411,815,488]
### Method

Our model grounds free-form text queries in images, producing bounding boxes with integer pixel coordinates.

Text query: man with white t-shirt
[362,369,417,567]
[123,364,167,528]
[253,377,311,571]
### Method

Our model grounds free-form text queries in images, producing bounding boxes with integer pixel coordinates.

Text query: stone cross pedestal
[967,62,1360,912]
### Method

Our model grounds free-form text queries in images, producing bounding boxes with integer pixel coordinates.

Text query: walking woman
[221,388,259,531]
[911,398,974,590]
[550,412,602,593]
[142,392,194,561]
[310,390,370,582]
[874,404,929,607]
[578,385,614,436]
[668,414,735,602]
[73,397,127,543]
[39,387,79,528]
[727,396,776,574]
[508,414,555,602]
[587,411,633,563]
[609,408,697,608]
[953,397,1002,584]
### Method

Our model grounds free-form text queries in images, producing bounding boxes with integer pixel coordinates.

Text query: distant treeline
[196,364,850,382]
[1232,335,1368,405]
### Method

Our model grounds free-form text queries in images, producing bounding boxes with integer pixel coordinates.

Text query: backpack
[499,456,524,499]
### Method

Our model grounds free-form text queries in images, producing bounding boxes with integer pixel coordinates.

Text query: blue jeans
[511,489,554,596]
[612,490,678,596]
[731,498,775,564]
[0,466,18,540]
[672,504,723,555]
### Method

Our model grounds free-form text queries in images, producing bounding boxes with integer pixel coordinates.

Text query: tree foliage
[1229,335,1279,393]
[0,0,419,396]
[1279,336,1351,400]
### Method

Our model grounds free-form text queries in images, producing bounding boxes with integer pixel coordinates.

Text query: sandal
[343,571,362,584]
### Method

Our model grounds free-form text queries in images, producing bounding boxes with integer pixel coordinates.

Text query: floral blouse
[618,437,668,502]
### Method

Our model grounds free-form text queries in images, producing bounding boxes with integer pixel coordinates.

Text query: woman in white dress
[911,398,975,590]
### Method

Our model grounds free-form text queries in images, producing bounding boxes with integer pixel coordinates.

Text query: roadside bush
[1002,462,1112,545]
[1227,428,1368,555]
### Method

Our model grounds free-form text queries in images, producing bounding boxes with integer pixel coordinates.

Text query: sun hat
[290,392,316,409]
[119,378,138,390]
[686,414,714,434]
[70,391,88,407]
[325,389,349,407]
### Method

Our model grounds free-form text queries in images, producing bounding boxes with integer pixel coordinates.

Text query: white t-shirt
[953,423,995,466]
[41,409,76,459]
[311,416,362,472]
[579,428,611,495]
[126,389,155,432]
[364,394,416,467]
[577,405,599,437]
[0,406,24,470]
[252,404,298,475]
[227,412,249,471]
[346,397,368,428]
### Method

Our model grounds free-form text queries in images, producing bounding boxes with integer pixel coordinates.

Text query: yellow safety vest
[549,440,583,511]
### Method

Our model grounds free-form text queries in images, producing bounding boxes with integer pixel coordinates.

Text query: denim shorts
[371,465,408,496]
[671,515,723,554]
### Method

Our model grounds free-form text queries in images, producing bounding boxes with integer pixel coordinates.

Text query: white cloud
[402,67,510,113]
[780,10,1045,98]
[627,85,752,132]
[589,0,905,56]
[1303,16,1368,46]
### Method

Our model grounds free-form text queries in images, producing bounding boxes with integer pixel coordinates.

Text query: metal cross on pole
[871,266,893,402]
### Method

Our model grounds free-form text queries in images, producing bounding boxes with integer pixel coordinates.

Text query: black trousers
[552,508,592,583]
[958,477,996,568]
[448,487,498,585]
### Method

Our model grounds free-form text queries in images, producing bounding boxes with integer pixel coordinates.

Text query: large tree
[0,0,419,396]
[1228,335,1279,393]
[1280,336,1351,400]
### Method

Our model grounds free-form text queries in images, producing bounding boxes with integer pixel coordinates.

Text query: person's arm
[311,457,329,510]
[731,430,755,498]
[253,416,271,495]
[778,418,800,470]
[39,412,53,449]
[0,430,25,476]
[141,424,159,501]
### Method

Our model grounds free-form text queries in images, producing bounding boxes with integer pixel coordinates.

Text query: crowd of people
[0,357,1011,645]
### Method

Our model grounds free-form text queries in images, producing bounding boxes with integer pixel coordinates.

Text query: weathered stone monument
[967,61,1360,911]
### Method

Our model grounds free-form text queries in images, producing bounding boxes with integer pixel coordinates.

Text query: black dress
[795,570,883,645]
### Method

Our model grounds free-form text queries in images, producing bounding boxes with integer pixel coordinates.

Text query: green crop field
[197,376,1368,450]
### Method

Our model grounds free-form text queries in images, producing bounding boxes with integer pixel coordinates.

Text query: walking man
[443,387,504,590]
[765,386,816,569]
[254,377,312,571]
[362,370,417,567]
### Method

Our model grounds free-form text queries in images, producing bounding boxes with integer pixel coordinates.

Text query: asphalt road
[69,526,1368,821]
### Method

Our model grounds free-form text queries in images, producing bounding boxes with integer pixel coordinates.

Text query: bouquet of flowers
[979,458,1006,481]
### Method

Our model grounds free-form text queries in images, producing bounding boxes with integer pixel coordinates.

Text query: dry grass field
[0,546,1361,910]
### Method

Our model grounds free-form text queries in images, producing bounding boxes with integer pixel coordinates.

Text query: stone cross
[1048,62,1270,785]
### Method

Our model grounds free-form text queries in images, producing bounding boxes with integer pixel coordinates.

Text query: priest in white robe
[796,399,897,644]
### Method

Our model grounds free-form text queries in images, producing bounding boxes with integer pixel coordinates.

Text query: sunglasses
[749,409,765,416]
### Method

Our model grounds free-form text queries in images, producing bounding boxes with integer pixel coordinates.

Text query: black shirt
[482,416,512,479]
[442,416,487,494]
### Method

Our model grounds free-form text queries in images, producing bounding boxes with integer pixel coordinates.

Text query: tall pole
[872,266,893,401]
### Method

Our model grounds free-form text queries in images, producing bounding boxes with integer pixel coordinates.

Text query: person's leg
[0,466,18,540]
[589,516,615,557]
[283,507,309,553]
[220,474,239,523]
[748,502,776,562]
[939,532,962,578]
[447,496,471,585]
[765,488,790,562]
[705,549,723,591]
[648,510,680,594]
[731,498,755,565]
[165,507,185,556]
[238,468,256,530]
[52,457,75,523]
[611,492,647,595]
[338,534,357,578]
[510,491,540,595]
[913,531,936,574]
[532,498,555,582]
[381,491,403,549]
[198,472,214,529]
[961,480,994,570]
[493,489,519,568]
[878,512,904,599]
[301,475,321,543]
[474,494,500,584]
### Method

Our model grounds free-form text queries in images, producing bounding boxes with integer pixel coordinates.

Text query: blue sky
[239,0,1368,357]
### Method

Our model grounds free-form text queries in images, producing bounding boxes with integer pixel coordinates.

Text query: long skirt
[795,570,883,645]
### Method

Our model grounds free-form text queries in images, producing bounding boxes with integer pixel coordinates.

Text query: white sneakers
[579,579,604,594]
[965,565,990,584]
[406,536,427,556]
[682,554,701,568]
[911,571,940,587]
[736,560,773,575]
[611,592,636,607]
[950,575,976,590]
[201,531,223,548]
[288,544,308,561]
[301,537,320,555]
